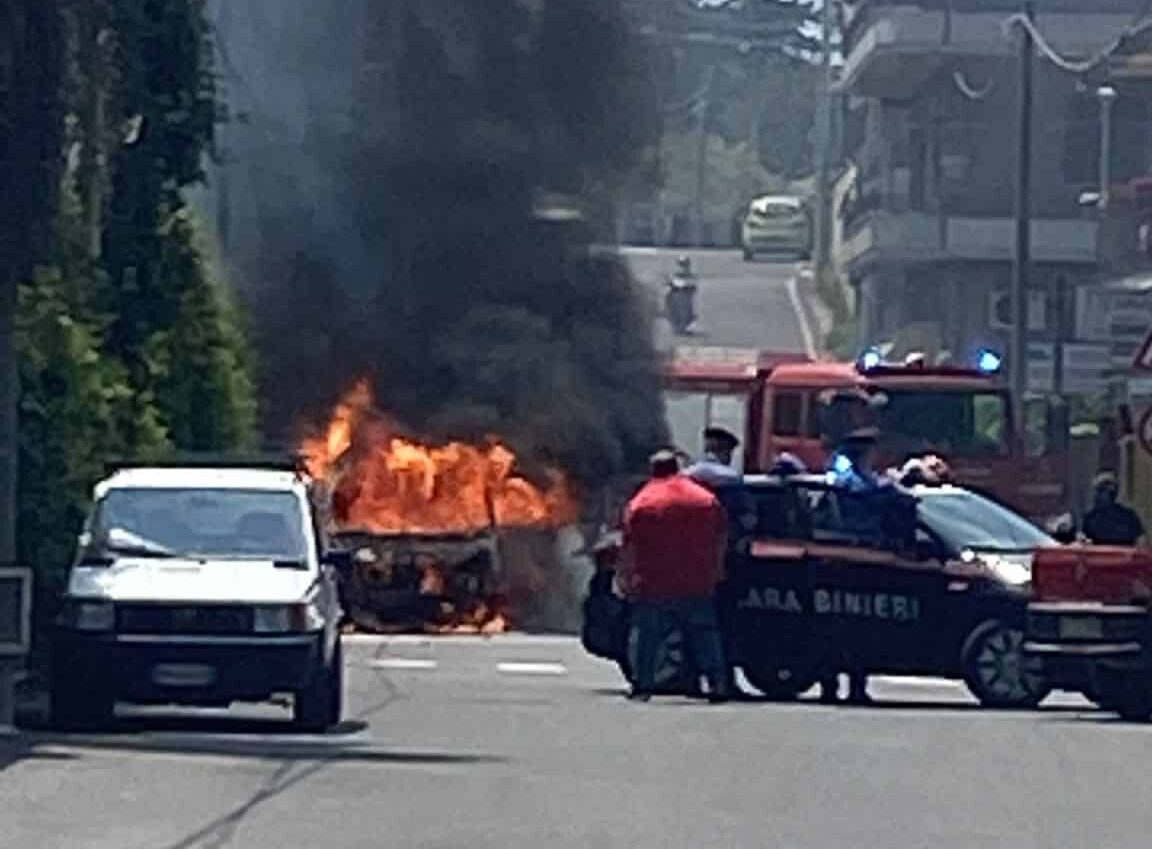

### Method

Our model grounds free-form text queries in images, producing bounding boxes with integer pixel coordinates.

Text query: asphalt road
[4,635,1151,849]
[621,247,814,355]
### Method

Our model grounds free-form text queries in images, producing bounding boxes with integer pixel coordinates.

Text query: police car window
[917,489,1054,553]
[800,486,890,548]
[91,488,309,561]
[742,487,803,539]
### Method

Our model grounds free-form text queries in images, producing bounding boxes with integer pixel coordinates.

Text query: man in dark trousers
[1083,472,1146,546]
[619,450,730,702]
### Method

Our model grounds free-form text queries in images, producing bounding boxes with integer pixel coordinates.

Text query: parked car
[53,458,347,731]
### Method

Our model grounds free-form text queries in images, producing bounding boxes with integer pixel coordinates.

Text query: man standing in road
[684,426,742,487]
[620,450,730,703]
[1083,472,1146,546]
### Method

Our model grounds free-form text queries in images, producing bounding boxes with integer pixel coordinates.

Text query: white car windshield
[89,488,309,562]
[917,489,1054,553]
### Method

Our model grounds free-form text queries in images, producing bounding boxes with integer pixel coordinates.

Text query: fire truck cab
[662,346,1071,520]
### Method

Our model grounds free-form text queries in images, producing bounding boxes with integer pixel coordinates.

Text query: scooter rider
[664,256,699,335]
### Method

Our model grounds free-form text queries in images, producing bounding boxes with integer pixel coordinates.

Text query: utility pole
[812,0,837,283]
[1010,0,1035,409]
[1097,85,1118,211]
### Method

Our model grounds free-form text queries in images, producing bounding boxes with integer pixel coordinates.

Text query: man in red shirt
[619,450,730,702]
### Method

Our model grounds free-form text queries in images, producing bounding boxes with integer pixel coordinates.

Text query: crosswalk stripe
[367,658,438,670]
[870,675,966,690]
[496,662,568,676]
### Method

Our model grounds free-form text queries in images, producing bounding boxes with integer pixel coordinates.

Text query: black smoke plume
[210,0,667,484]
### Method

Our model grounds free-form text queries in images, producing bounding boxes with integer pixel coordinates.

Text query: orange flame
[300,380,579,536]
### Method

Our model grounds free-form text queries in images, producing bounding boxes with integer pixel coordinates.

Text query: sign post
[0,568,32,731]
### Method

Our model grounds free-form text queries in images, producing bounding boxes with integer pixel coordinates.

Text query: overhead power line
[1004,2,1152,75]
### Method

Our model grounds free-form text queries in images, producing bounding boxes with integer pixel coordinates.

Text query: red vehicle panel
[1032,546,1152,605]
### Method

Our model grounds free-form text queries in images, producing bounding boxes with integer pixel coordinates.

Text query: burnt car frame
[583,474,1055,708]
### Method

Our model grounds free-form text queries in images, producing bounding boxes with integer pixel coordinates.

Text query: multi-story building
[835,0,1152,380]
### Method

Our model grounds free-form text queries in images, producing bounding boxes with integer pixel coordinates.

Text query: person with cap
[684,426,742,488]
[1083,472,1146,546]
[821,426,892,705]
[618,449,731,702]
[827,426,889,492]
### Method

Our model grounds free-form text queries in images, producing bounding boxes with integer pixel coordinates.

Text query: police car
[583,472,1056,708]
[52,459,346,731]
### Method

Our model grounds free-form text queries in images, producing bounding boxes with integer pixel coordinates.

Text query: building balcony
[839,3,1136,99]
[838,209,1098,270]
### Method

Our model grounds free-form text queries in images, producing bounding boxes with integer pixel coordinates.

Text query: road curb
[789,264,833,356]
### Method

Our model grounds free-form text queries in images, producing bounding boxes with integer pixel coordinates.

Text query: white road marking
[367,658,438,670]
[870,676,967,691]
[344,633,578,647]
[496,662,568,676]
[786,274,818,359]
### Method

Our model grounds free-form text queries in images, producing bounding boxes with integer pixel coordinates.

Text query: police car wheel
[741,664,816,701]
[963,622,1049,709]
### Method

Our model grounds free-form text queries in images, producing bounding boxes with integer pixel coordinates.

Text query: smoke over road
[210,0,667,483]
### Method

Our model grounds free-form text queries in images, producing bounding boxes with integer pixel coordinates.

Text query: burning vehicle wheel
[293,638,343,732]
[741,663,816,701]
[963,621,1050,709]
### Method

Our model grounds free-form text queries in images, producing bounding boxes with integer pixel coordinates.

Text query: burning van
[302,381,583,633]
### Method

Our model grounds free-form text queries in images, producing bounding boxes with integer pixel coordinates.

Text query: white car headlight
[253,602,325,633]
[64,600,115,631]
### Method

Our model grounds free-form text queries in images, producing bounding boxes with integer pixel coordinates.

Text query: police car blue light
[830,454,853,475]
[976,349,1002,374]
[858,348,883,371]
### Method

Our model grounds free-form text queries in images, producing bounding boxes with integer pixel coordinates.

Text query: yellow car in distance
[740,195,812,261]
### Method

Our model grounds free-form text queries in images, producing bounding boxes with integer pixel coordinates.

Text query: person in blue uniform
[821,426,887,705]
[826,426,887,491]
[684,427,742,488]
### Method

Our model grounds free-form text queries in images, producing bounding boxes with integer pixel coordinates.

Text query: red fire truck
[662,346,1072,520]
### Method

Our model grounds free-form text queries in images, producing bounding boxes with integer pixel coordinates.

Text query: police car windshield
[916,489,1053,553]
[90,488,309,562]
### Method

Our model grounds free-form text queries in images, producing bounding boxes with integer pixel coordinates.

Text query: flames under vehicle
[330,529,504,633]
[303,381,580,633]
[584,475,1062,708]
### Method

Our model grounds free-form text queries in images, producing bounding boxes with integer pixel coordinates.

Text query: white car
[52,460,346,731]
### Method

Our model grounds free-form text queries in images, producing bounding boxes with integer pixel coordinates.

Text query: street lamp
[1097,85,1118,210]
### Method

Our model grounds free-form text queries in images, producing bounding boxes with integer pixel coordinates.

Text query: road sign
[1139,408,1152,455]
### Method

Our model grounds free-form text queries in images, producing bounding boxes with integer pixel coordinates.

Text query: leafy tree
[2,0,260,636]
[94,0,256,451]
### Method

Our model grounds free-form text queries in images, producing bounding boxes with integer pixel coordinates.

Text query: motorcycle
[664,272,698,336]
